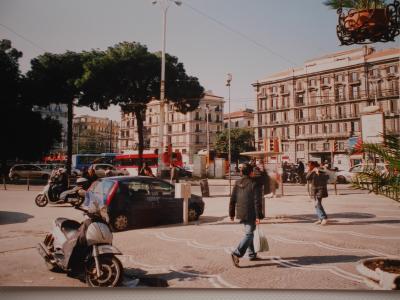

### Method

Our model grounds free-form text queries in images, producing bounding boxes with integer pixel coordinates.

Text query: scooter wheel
[85,255,123,287]
[35,194,48,207]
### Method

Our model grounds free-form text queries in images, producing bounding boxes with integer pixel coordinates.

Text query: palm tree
[323,0,387,9]
[352,133,400,201]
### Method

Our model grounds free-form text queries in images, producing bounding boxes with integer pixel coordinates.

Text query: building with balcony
[73,115,120,154]
[119,91,224,163]
[224,108,254,129]
[253,46,399,164]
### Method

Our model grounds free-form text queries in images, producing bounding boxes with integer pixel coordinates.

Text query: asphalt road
[0,182,399,289]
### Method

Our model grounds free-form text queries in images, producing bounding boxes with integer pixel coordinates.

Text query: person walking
[139,162,155,177]
[306,161,330,225]
[229,163,264,267]
[84,166,98,186]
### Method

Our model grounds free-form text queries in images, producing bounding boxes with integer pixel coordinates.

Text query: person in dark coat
[306,161,330,225]
[83,166,98,186]
[229,163,264,267]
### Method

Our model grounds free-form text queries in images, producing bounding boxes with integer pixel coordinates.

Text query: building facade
[253,46,399,164]
[73,115,120,154]
[33,104,68,153]
[119,91,225,163]
[224,108,254,129]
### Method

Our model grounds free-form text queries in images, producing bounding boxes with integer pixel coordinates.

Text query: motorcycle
[35,177,88,207]
[37,205,123,287]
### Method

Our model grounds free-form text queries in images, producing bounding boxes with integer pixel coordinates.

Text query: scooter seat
[55,218,81,234]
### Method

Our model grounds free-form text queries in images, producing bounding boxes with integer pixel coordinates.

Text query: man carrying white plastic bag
[254,225,269,253]
[229,163,265,267]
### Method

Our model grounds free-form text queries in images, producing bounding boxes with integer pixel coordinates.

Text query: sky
[1,0,398,121]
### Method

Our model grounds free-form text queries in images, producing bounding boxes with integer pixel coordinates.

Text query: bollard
[2,175,6,190]
[175,183,191,225]
[199,179,210,197]
[27,174,30,191]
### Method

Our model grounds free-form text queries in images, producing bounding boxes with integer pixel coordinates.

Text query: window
[296,144,304,151]
[168,125,172,133]
[182,124,186,132]
[149,180,173,196]
[338,142,345,150]
[309,125,313,134]
[351,86,359,100]
[310,91,317,105]
[296,94,304,105]
[350,72,359,82]
[309,79,317,86]
[270,112,277,122]
[336,74,344,82]
[322,77,330,85]
[387,65,398,74]
[369,68,380,78]
[195,135,200,144]
[247,120,251,126]
[323,143,330,151]
[235,121,239,128]
[196,124,200,132]
[310,143,316,151]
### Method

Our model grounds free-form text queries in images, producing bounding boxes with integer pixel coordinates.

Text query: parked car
[35,163,81,177]
[9,164,53,181]
[91,163,129,178]
[84,176,205,231]
[335,163,388,184]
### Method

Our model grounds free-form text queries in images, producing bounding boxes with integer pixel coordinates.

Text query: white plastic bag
[254,225,269,252]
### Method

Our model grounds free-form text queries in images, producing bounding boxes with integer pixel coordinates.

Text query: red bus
[114,150,183,176]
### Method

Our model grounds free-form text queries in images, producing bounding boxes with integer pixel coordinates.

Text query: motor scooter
[34,177,88,207]
[37,205,123,287]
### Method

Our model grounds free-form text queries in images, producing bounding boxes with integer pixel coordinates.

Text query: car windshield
[84,179,115,207]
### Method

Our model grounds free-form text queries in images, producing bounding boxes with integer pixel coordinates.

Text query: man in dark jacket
[306,161,330,225]
[229,163,264,267]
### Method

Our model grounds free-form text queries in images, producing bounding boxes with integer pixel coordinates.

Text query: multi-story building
[253,46,399,164]
[119,91,224,163]
[33,104,68,153]
[224,108,254,129]
[73,115,120,154]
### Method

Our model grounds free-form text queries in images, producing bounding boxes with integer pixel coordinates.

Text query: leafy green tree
[26,51,89,174]
[215,128,255,163]
[323,0,387,9]
[78,42,204,168]
[353,133,400,201]
[0,40,61,177]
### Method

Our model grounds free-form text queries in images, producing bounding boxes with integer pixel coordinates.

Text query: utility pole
[226,73,232,196]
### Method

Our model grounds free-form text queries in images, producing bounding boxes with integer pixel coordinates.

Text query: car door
[26,165,42,179]
[122,180,160,228]
[149,179,182,225]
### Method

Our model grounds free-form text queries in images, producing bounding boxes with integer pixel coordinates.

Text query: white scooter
[37,204,123,287]
[35,177,88,207]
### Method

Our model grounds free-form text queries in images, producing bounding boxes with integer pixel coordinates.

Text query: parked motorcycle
[34,177,88,207]
[37,204,123,287]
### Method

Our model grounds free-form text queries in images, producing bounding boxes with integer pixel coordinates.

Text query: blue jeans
[233,222,256,258]
[314,196,327,220]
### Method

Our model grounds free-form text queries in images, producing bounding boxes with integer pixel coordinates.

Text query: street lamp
[152,0,182,177]
[205,104,210,178]
[226,73,232,195]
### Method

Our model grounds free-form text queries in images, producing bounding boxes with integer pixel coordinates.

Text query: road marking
[273,224,400,240]
[119,254,239,288]
[0,246,36,254]
[141,231,366,286]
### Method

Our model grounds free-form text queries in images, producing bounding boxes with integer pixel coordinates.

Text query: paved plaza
[0,182,399,289]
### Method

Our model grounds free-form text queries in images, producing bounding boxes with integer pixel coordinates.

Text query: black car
[84,176,204,231]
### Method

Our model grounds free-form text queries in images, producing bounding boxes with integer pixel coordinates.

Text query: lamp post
[152,0,182,177]
[205,103,210,178]
[226,73,232,195]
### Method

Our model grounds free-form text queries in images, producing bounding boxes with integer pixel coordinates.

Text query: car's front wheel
[336,175,347,184]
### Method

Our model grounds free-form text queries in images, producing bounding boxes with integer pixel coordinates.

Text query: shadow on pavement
[278,255,373,266]
[0,211,34,225]
[124,265,209,287]
[264,212,376,224]
[199,215,229,224]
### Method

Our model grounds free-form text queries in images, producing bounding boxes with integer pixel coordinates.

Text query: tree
[78,42,204,168]
[215,128,255,163]
[0,40,61,176]
[352,133,400,201]
[26,51,88,175]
